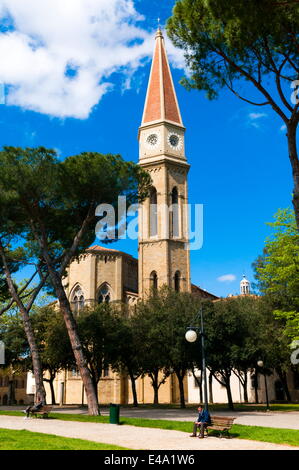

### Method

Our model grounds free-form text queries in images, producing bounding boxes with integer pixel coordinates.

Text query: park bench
[206,416,236,438]
[29,405,53,419]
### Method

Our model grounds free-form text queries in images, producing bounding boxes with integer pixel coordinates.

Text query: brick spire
[141,28,183,126]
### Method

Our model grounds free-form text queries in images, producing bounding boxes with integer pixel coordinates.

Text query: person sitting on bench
[190,404,211,437]
[24,401,44,418]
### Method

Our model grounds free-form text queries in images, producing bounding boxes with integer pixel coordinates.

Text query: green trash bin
[109,403,120,424]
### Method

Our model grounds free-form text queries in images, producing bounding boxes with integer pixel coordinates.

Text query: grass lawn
[100,403,299,412]
[0,428,129,450]
[231,424,299,447]
[219,403,299,413]
[1,410,299,447]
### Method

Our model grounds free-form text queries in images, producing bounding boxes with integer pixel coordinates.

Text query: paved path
[10,406,296,431]
[97,408,299,431]
[2,406,299,430]
[0,415,297,450]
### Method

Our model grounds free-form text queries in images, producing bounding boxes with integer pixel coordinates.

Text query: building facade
[0,368,30,406]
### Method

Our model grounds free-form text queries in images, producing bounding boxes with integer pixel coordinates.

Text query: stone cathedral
[49,30,217,406]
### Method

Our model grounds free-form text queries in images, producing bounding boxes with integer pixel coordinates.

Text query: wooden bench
[206,416,235,438]
[29,405,53,419]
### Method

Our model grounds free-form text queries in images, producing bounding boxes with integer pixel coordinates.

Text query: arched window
[71,286,85,315]
[98,283,111,303]
[149,187,158,237]
[171,187,179,238]
[73,294,85,315]
[150,271,158,293]
[174,271,180,292]
[240,276,250,295]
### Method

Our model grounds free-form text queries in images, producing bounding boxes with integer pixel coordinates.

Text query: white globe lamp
[185,329,197,343]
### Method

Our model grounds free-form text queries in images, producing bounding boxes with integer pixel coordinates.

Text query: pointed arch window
[71,286,85,315]
[149,187,158,237]
[174,271,181,292]
[150,271,158,293]
[98,283,111,304]
[171,187,179,238]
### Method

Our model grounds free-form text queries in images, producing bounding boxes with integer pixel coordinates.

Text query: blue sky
[0,0,293,297]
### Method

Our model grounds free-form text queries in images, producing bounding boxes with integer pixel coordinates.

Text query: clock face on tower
[145,132,159,149]
[168,132,182,150]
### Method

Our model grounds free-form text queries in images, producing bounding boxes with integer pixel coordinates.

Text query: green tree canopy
[167,0,299,227]
[134,287,200,407]
[205,296,265,409]
[76,303,123,402]
[0,312,27,369]
[253,208,299,340]
[29,306,74,404]
[0,146,151,415]
[108,307,145,407]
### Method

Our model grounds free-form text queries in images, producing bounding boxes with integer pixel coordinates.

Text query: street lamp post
[185,307,209,438]
[257,360,270,411]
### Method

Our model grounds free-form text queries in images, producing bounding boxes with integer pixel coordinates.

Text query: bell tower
[138,28,191,298]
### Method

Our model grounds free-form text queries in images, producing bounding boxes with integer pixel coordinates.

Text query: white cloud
[280,124,287,132]
[247,112,268,129]
[248,112,267,120]
[217,274,236,283]
[0,0,185,119]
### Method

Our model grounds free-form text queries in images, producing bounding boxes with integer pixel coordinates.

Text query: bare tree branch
[224,79,270,106]
[0,266,39,316]
[216,46,289,123]
[25,272,49,312]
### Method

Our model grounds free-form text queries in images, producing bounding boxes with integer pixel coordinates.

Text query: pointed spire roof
[141,28,183,127]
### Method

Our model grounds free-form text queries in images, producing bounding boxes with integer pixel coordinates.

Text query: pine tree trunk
[253,370,259,403]
[21,311,47,404]
[128,369,138,407]
[0,248,47,405]
[191,368,202,403]
[92,376,99,403]
[243,370,248,403]
[48,270,99,415]
[276,367,292,402]
[225,375,234,411]
[282,371,292,402]
[8,379,15,405]
[153,386,159,405]
[151,371,159,405]
[175,371,186,409]
[287,123,299,230]
[49,377,56,405]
